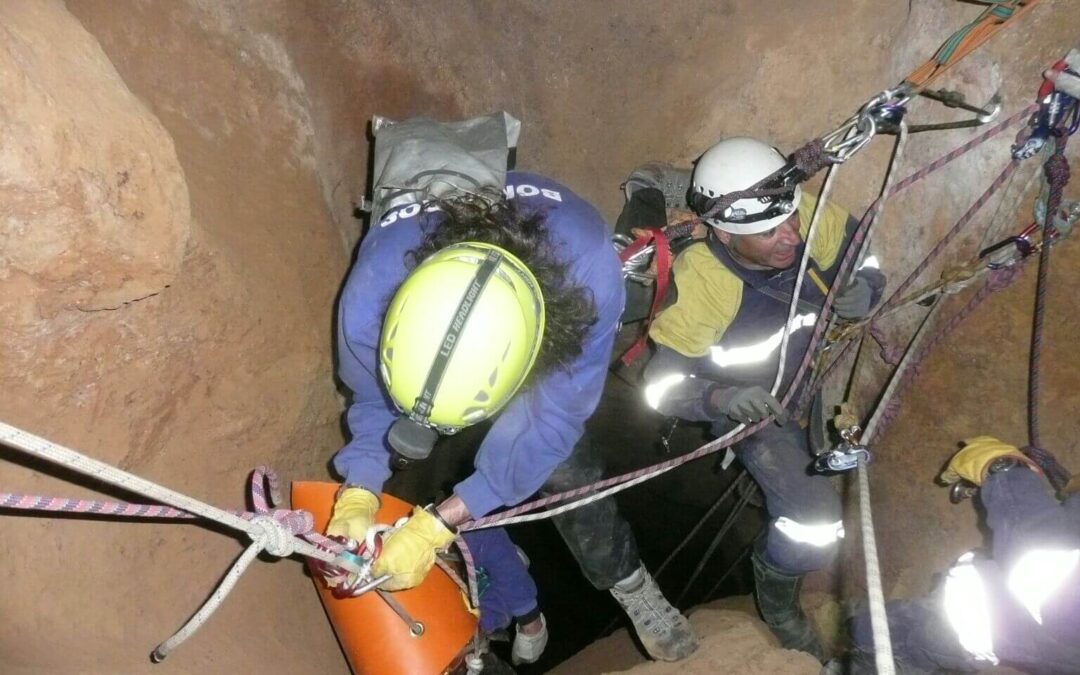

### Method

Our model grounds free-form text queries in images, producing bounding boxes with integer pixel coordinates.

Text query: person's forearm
[644,344,725,420]
[435,494,472,529]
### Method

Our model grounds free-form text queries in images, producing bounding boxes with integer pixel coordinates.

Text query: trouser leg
[731,419,843,574]
[851,598,982,673]
[462,528,539,634]
[715,419,838,659]
[540,432,641,590]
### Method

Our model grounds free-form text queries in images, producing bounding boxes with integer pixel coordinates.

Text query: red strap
[1039,58,1068,99]
[618,228,672,366]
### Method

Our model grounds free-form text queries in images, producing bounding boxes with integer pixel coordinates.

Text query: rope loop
[248,514,300,558]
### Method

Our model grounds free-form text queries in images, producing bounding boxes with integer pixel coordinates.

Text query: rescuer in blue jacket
[328,172,697,661]
[835,437,1080,674]
[627,137,885,660]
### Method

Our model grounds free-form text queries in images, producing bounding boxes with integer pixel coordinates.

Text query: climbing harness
[614,225,677,365]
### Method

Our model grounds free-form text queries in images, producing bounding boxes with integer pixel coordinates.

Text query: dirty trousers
[715,419,842,576]
[540,432,642,590]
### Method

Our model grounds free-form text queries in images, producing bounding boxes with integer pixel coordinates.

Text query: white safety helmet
[690,137,802,235]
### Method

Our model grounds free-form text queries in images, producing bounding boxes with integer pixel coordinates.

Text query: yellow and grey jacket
[643,194,874,420]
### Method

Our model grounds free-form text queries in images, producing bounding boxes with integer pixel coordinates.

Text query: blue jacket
[333,172,624,517]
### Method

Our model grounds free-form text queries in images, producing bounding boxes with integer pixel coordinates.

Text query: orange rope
[904,0,1042,91]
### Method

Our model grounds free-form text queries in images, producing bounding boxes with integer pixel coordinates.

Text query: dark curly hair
[406,192,598,378]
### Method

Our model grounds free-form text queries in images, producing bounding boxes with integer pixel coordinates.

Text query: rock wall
[0,0,1077,672]
[1,1,346,672]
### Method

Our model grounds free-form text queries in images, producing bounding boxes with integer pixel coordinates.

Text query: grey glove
[711,386,788,425]
[834,276,874,320]
[1045,49,1080,99]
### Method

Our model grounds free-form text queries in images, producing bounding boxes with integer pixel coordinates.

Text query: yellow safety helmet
[380,242,545,461]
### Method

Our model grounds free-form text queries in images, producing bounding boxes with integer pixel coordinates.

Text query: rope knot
[791,138,831,177]
[249,514,299,557]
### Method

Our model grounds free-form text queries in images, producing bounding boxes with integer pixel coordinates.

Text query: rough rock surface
[551,597,819,675]
[1,2,346,673]
[0,0,1078,673]
[0,0,189,319]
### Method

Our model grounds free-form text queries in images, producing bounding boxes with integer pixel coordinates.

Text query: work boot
[610,566,698,662]
[751,550,825,661]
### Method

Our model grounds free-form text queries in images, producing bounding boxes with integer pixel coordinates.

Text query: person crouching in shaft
[829,437,1080,674]
[329,175,698,661]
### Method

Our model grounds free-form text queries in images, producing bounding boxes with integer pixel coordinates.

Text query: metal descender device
[815,418,871,473]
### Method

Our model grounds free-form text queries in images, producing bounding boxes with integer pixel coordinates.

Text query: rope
[836,121,909,411]
[904,1,1041,91]
[674,482,757,607]
[596,470,752,639]
[877,160,1022,316]
[0,422,350,660]
[877,264,1027,439]
[1029,147,1071,448]
[464,134,849,531]
[465,107,1030,533]
[1020,445,1073,494]
[858,157,1020,364]
[703,544,754,601]
[773,130,849,394]
[452,536,481,609]
[839,122,911,675]
[798,107,1037,413]
[653,470,749,579]
[856,464,893,675]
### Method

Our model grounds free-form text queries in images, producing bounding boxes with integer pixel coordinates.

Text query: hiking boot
[623,162,693,210]
[610,566,698,662]
[751,550,825,661]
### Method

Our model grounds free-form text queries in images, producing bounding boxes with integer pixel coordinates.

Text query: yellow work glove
[326,487,380,543]
[940,436,1033,486]
[373,506,456,591]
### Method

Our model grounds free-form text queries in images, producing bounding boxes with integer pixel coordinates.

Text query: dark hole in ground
[385,332,768,672]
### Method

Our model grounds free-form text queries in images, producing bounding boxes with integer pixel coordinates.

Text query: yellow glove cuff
[410,506,458,549]
[371,506,457,591]
[326,487,380,541]
[940,436,1028,486]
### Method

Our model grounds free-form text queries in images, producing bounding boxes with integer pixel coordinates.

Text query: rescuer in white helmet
[620,136,886,660]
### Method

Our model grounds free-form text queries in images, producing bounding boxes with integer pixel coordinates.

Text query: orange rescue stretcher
[291,482,478,675]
